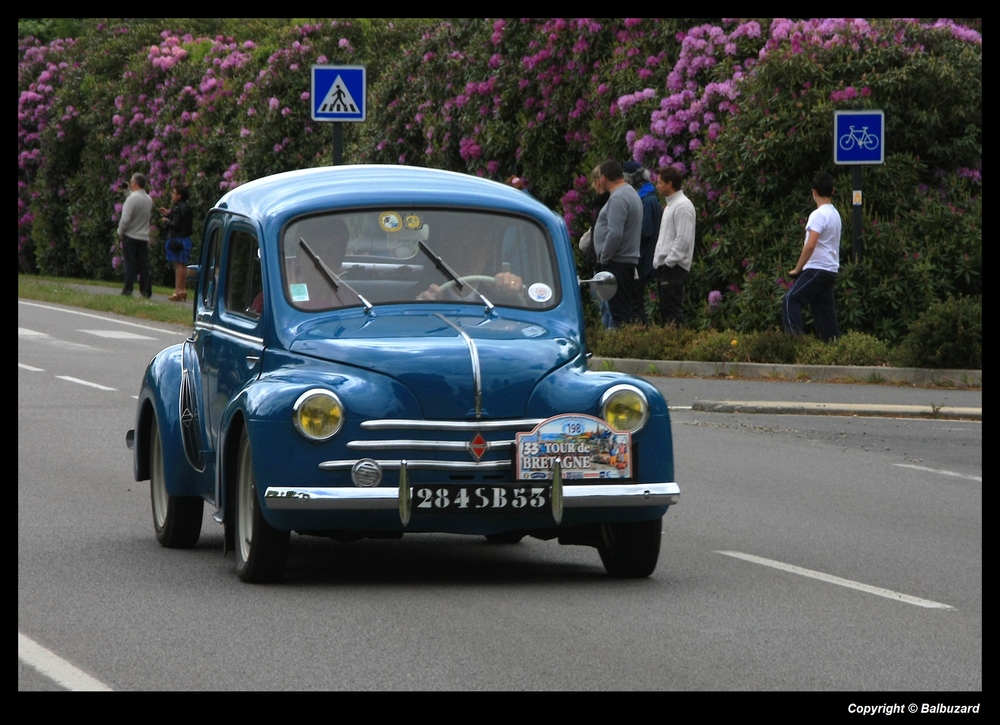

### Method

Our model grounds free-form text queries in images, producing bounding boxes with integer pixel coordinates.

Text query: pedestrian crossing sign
[311,65,366,122]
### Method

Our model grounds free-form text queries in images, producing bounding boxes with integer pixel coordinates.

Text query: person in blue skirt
[159,183,194,302]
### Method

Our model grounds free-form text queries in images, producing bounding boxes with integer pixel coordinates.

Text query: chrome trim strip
[435,313,482,418]
[193,321,264,346]
[399,461,411,526]
[346,439,515,451]
[263,482,680,510]
[319,458,511,471]
[361,419,545,431]
[551,458,564,525]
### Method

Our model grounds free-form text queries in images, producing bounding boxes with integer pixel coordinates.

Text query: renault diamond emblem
[469,432,487,461]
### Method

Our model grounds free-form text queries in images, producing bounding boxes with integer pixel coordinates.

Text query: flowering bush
[18,18,981,354]
[17,18,414,282]
[687,18,981,340]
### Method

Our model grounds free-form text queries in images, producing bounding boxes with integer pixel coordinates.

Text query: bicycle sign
[834,110,884,164]
[839,125,879,152]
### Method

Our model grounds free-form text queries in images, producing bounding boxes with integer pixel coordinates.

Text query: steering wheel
[437,275,498,293]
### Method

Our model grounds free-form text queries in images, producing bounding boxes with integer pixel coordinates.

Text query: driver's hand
[417,284,444,301]
[493,272,523,293]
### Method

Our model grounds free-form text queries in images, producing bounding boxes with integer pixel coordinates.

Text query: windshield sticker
[289,283,310,302]
[516,414,632,480]
[521,325,546,338]
[379,211,402,232]
[527,283,553,303]
[403,213,423,230]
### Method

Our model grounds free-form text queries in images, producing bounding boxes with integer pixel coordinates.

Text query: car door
[178,218,222,478]
[202,221,266,449]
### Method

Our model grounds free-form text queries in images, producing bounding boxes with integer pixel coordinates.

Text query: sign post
[834,110,885,262]
[311,65,366,165]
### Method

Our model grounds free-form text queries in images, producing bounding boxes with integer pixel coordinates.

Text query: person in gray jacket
[593,160,642,326]
[118,173,154,298]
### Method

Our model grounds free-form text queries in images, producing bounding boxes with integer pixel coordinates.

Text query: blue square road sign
[834,110,884,165]
[312,65,366,122]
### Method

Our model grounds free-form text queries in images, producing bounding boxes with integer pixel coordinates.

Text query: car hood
[286,311,580,419]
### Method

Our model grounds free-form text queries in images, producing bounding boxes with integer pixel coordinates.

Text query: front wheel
[234,429,290,582]
[150,415,203,548]
[596,518,662,578]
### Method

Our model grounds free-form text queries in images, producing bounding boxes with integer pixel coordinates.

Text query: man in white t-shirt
[782,172,841,342]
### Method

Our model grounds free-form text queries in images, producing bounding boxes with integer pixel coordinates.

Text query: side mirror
[186,264,200,281]
[579,270,617,301]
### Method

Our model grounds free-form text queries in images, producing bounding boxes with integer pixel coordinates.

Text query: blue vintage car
[128,165,679,582]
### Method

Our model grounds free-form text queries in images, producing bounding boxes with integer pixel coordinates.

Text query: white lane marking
[19,300,189,336]
[80,329,156,340]
[894,463,981,482]
[18,325,93,349]
[18,633,112,691]
[19,363,45,372]
[55,376,117,392]
[716,551,954,610]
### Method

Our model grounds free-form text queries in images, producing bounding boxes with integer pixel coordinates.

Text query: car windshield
[282,209,559,311]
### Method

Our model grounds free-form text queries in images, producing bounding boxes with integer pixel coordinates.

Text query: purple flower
[708,290,722,308]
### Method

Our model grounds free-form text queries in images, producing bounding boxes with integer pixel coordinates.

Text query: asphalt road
[18,299,982,693]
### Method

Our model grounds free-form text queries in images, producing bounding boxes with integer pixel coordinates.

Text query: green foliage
[589,323,699,361]
[796,331,892,366]
[894,296,982,369]
[18,18,84,43]
[589,324,896,368]
[691,20,982,341]
[740,329,803,365]
[685,329,744,362]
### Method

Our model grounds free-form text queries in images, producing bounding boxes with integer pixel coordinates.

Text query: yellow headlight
[293,389,344,440]
[600,385,649,433]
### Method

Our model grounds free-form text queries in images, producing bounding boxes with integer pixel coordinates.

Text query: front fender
[215,360,422,529]
[133,343,212,500]
[527,364,674,484]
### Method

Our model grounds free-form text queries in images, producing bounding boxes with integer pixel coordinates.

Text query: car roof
[212,165,555,234]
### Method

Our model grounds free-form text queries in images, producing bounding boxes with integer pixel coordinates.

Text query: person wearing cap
[652,166,696,326]
[623,160,662,289]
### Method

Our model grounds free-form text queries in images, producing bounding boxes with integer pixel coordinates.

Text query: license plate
[413,485,548,512]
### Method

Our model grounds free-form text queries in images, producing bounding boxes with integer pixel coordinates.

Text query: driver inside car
[417,215,523,302]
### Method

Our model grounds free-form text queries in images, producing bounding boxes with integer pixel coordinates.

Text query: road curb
[690,400,982,421]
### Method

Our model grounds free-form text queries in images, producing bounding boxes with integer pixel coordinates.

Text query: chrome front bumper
[264,482,679,510]
[264,477,679,529]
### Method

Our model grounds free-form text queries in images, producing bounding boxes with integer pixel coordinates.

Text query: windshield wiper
[417,240,494,313]
[298,238,373,313]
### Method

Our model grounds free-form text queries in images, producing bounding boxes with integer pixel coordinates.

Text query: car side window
[201,227,222,309]
[225,230,264,319]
